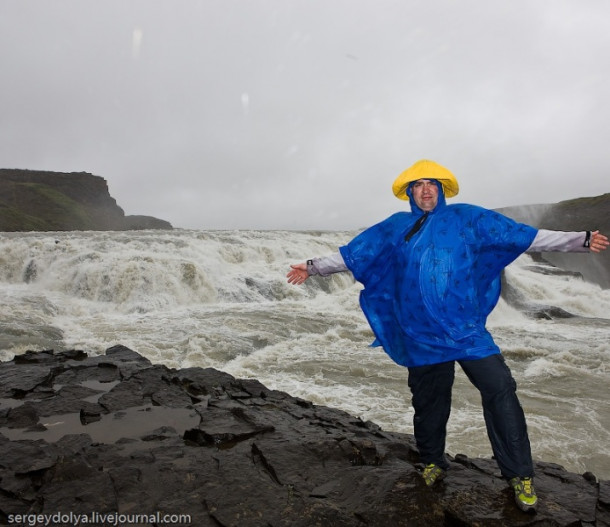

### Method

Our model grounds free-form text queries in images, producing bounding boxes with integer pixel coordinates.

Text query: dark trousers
[407,353,534,479]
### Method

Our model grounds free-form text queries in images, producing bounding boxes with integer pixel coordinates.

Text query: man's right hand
[287,263,309,285]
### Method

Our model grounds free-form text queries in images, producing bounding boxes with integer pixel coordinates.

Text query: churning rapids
[1,229,609,480]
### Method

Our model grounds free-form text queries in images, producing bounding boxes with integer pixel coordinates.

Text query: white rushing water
[1,229,609,479]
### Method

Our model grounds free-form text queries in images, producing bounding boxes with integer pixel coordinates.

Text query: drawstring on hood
[404,211,429,242]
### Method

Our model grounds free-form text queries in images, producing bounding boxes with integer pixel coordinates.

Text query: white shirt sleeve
[308,252,349,276]
[526,229,590,253]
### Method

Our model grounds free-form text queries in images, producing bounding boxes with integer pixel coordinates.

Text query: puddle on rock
[0,405,200,444]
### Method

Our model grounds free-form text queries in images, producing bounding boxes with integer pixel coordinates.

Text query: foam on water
[505,254,610,318]
[1,229,609,479]
[0,230,355,312]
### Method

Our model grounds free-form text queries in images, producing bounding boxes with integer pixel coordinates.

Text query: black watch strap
[584,231,591,248]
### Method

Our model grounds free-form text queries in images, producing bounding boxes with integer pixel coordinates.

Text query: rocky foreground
[0,346,608,526]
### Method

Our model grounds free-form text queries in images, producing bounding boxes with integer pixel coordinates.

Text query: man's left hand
[590,230,609,253]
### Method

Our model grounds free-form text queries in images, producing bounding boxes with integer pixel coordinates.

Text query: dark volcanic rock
[0,169,172,232]
[0,346,608,526]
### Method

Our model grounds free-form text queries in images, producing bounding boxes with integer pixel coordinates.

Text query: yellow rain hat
[392,159,459,201]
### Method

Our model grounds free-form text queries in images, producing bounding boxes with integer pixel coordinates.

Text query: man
[287,159,609,512]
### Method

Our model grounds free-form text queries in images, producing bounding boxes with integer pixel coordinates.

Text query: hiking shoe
[510,477,538,512]
[422,463,446,486]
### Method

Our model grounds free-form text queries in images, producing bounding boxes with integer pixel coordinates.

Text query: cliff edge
[0,346,608,526]
[0,169,172,231]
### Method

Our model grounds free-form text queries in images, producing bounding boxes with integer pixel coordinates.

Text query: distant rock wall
[498,193,610,288]
[498,193,610,235]
[0,169,172,232]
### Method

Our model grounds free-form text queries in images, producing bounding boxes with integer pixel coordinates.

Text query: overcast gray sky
[1,1,609,230]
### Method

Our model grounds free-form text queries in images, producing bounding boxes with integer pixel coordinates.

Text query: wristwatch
[306,259,314,275]
[584,231,591,248]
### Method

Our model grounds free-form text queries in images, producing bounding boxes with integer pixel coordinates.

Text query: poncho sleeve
[339,212,411,285]
[472,207,538,263]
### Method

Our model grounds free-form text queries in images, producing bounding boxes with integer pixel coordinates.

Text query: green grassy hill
[0,169,172,231]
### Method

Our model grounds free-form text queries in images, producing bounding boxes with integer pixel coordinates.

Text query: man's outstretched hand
[287,263,309,285]
[591,231,609,253]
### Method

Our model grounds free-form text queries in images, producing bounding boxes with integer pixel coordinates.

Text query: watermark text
[8,511,192,526]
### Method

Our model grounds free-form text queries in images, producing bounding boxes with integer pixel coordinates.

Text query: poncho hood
[406,179,446,217]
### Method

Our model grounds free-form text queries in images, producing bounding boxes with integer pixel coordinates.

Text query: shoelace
[522,478,533,495]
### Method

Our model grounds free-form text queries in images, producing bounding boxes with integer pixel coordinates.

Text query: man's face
[411,179,439,212]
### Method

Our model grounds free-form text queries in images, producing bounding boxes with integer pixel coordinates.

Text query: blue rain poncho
[339,183,537,367]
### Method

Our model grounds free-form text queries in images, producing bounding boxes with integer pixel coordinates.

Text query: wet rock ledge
[0,346,608,527]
